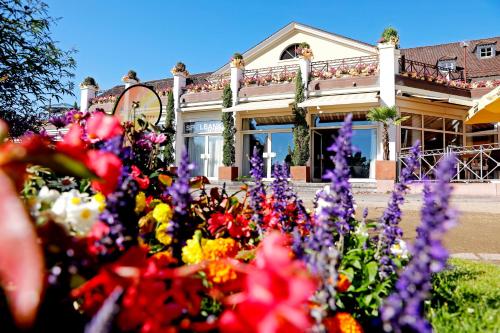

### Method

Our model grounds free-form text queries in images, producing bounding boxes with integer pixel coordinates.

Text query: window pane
[350,129,376,178]
[424,116,443,130]
[444,118,463,133]
[207,136,223,178]
[270,132,294,175]
[466,123,495,133]
[424,131,444,150]
[186,136,205,176]
[401,128,422,149]
[401,112,422,128]
[445,133,462,147]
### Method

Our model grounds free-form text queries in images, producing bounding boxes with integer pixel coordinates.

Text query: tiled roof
[99,72,213,97]
[402,37,500,79]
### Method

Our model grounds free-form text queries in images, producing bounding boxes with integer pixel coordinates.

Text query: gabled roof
[212,21,377,75]
[402,36,500,79]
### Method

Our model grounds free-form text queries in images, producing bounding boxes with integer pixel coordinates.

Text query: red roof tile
[402,37,500,79]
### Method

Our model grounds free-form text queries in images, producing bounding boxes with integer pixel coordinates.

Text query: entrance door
[313,131,324,181]
[186,135,223,178]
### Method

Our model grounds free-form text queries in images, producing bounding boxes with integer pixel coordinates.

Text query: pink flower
[219,232,317,333]
[86,112,123,141]
[146,132,167,144]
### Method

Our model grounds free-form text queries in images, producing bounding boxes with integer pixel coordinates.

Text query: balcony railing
[310,55,379,80]
[242,64,299,86]
[398,143,500,182]
[399,56,466,87]
[185,73,230,93]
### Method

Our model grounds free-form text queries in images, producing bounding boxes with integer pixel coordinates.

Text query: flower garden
[0,108,486,333]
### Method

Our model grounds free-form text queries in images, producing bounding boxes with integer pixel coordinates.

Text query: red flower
[208,212,251,239]
[219,232,317,333]
[336,274,351,293]
[131,165,150,190]
[323,312,363,333]
[86,221,111,255]
[87,150,122,195]
[86,112,123,141]
[56,124,87,161]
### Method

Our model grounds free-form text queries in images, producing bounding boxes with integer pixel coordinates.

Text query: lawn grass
[428,259,500,333]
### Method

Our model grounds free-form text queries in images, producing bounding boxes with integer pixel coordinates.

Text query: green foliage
[291,69,309,166]
[126,70,139,81]
[81,77,97,87]
[0,0,76,137]
[381,27,398,40]
[222,85,235,166]
[162,91,175,166]
[367,106,408,160]
[428,259,500,333]
[337,220,400,322]
[299,42,311,49]
[232,53,243,60]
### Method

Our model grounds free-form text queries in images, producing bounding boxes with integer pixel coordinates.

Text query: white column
[230,64,243,106]
[123,79,138,89]
[378,43,400,160]
[80,85,98,112]
[173,72,187,164]
[299,57,311,95]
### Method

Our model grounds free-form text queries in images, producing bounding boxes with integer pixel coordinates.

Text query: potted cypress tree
[367,105,408,180]
[218,85,238,180]
[290,69,311,182]
[163,90,176,173]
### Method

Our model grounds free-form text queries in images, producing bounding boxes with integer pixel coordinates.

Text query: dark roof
[99,72,213,97]
[402,37,500,79]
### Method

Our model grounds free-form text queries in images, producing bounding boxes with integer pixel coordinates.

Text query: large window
[241,117,294,179]
[184,120,223,178]
[400,112,464,151]
[280,44,300,60]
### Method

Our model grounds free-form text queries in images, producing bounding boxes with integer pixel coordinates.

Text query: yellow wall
[244,31,376,70]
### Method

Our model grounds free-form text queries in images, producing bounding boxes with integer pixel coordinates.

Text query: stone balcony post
[230,63,243,106]
[172,69,187,164]
[378,42,400,160]
[79,80,98,112]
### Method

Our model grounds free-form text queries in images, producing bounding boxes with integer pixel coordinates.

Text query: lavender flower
[377,142,420,278]
[315,113,355,237]
[248,147,266,232]
[381,155,457,333]
[167,149,194,259]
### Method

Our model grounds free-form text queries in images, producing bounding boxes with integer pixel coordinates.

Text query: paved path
[353,193,500,263]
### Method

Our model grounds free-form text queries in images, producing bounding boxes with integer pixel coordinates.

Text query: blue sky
[45,0,500,105]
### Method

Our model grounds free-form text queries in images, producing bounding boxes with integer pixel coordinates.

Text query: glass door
[243,133,268,178]
[186,136,205,176]
[207,135,223,178]
[312,130,324,181]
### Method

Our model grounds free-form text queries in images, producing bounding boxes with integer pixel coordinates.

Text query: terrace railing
[398,143,500,182]
[310,55,379,76]
[399,56,465,83]
[242,64,299,86]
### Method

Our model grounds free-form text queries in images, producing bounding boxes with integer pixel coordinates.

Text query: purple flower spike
[168,149,194,259]
[377,141,420,278]
[48,114,68,128]
[249,147,266,232]
[381,155,457,333]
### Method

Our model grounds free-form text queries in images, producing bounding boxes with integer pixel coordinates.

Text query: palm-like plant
[367,106,408,160]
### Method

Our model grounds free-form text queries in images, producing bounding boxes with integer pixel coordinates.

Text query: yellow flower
[152,203,173,223]
[182,236,204,264]
[181,233,239,264]
[155,222,172,246]
[92,192,106,212]
[207,260,237,284]
[324,312,364,333]
[135,192,146,214]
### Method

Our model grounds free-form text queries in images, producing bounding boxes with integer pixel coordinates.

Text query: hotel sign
[184,120,223,134]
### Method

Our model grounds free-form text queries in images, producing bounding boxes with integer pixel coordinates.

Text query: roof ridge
[403,36,500,50]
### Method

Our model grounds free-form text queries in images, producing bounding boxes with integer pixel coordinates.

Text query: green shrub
[222,85,235,166]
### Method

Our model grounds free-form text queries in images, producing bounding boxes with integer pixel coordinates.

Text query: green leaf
[365,261,379,284]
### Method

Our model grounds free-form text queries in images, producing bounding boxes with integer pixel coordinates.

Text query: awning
[297,92,378,108]
[406,93,473,106]
[222,99,293,112]
[465,86,500,124]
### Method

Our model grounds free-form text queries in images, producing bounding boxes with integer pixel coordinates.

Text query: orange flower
[336,273,351,293]
[324,312,363,333]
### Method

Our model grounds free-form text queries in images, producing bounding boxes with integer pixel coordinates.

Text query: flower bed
[0,111,458,333]
[311,62,378,80]
[90,94,118,105]
[242,65,298,87]
[185,79,229,93]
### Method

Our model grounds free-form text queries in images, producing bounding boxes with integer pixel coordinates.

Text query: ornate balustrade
[310,55,379,80]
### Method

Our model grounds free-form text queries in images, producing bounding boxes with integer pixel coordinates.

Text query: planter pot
[290,166,311,182]
[376,160,396,180]
[218,166,238,181]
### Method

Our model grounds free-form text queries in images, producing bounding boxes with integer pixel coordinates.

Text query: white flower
[51,190,102,234]
[38,186,60,203]
[354,222,368,238]
[390,239,409,260]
